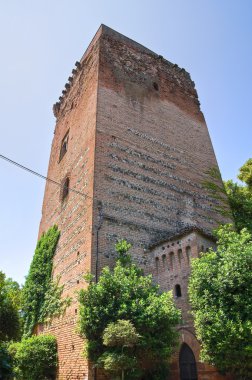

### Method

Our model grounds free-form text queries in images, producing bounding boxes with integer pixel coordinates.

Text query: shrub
[0,342,12,380]
[9,334,57,380]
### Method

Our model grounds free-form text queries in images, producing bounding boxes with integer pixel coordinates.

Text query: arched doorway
[179,343,198,380]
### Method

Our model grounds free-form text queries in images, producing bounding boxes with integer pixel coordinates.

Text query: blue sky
[0,0,251,284]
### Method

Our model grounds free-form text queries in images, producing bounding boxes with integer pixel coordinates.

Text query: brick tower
[39,25,230,380]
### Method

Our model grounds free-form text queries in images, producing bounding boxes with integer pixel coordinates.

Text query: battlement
[53,24,200,120]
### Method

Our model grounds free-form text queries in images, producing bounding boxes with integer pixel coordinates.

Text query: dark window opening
[178,249,182,266]
[198,245,204,257]
[170,252,174,270]
[62,177,70,201]
[162,254,167,268]
[175,284,182,298]
[155,257,159,271]
[59,130,69,162]
[186,246,191,263]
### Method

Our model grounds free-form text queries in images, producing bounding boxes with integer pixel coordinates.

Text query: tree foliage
[224,180,252,233]
[189,225,252,379]
[98,320,140,378]
[224,158,252,233]
[103,319,140,348]
[0,271,21,342]
[79,241,180,379]
[238,158,252,188]
[203,160,252,233]
[9,334,57,380]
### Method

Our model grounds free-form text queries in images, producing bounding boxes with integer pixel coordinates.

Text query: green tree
[9,334,57,380]
[0,271,21,342]
[224,158,252,233]
[224,180,252,233]
[99,320,140,380]
[203,159,252,233]
[238,158,252,188]
[189,225,252,379]
[79,241,180,379]
[0,272,21,378]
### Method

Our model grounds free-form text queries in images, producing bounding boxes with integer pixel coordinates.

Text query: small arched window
[186,246,191,263]
[162,254,166,267]
[170,252,174,270]
[178,249,182,266]
[59,130,69,162]
[198,245,204,257]
[175,284,182,298]
[62,177,70,201]
[155,257,159,272]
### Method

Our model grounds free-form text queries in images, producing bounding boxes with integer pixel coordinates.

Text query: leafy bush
[0,342,12,380]
[9,334,57,380]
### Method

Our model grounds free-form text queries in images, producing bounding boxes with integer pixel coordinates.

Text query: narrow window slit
[175,284,182,298]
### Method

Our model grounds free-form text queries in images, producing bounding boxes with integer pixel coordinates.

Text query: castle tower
[39,25,229,380]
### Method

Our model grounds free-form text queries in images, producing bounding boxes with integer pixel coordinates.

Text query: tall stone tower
[39,25,229,380]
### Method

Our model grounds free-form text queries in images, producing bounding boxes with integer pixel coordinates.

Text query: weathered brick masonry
[38,25,231,379]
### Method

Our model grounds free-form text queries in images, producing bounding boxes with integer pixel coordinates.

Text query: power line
[0,153,92,200]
